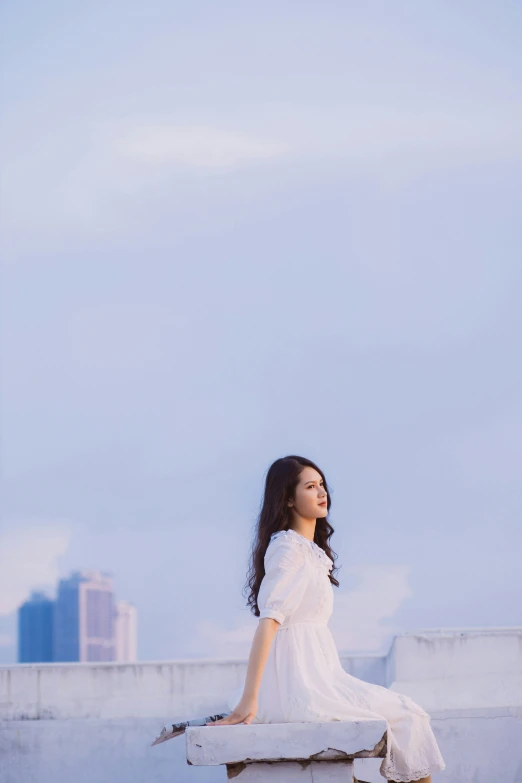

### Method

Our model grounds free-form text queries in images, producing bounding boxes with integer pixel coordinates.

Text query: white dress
[227,528,446,782]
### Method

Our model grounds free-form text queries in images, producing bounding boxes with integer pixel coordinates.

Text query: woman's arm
[207,536,307,728]
[206,618,279,726]
[242,618,279,700]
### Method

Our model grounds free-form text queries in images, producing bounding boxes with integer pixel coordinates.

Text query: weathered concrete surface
[0,718,203,783]
[3,628,519,722]
[1,709,520,783]
[0,658,245,721]
[185,720,387,766]
[386,627,522,710]
[0,654,383,722]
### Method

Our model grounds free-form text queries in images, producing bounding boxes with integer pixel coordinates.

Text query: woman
[161,455,447,782]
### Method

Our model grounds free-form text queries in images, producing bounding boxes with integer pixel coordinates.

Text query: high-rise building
[53,573,81,661]
[113,600,137,662]
[18,592,54,663]
[54,571,115,662]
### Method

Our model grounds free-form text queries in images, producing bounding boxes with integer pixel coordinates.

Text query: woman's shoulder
[269,529,308,550]
[267,529,334,573]
[264,529,309,568]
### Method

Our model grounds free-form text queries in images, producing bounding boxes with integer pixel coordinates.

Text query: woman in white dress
[206,455,446,782]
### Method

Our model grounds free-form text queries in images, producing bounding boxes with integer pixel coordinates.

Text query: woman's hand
[205,619,276,728]
[205,695,258,726]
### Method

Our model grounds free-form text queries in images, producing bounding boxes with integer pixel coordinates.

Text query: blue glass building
[18,592,54,663]
[53,574,82,662]
[53,571,114,662]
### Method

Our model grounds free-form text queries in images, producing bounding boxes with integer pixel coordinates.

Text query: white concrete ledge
[386,627,522,710]
[4,629,519,722]
[185,719,387,766]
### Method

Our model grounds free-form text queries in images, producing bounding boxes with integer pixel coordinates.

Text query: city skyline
[17,571,137,664]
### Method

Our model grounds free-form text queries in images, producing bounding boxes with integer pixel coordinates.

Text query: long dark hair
[244,455,340,617]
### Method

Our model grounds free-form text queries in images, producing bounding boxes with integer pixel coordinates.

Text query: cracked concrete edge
[218,736,387,772]
[226,760,358,780]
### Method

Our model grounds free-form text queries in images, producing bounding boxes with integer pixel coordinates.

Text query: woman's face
[289,466,328,521]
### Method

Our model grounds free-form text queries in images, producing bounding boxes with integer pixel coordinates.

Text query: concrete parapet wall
[0,658,246,721]
[386,627,522,710]
[0,654,385,722]
[1,629,521,783]
[1,708,521,783]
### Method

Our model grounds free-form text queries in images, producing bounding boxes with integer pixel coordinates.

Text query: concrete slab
[185,719,387,766]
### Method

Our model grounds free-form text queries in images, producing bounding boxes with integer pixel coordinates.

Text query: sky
[0,1,521,664]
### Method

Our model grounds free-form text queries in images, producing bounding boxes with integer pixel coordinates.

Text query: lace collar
[271,528,333,572]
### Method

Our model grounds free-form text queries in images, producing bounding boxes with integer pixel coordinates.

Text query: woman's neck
[288,520,316,542]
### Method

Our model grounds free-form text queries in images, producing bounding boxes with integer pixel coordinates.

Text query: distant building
[53,574,81,662]
[18,592,54,663]
[54,571,115,662]
[113,600,137,662]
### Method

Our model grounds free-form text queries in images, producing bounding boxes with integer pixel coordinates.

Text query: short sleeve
[257,535,309,625]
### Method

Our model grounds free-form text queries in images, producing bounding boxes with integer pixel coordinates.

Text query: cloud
[118,125,286,168]
[3,99,522,256]
[296,102,522,168]
[1,122,285,248]
[114,103,522,173]
[0,523,72,614]
[110,103,522,179]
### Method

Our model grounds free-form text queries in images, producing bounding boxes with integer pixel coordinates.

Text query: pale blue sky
[1,1,521,664]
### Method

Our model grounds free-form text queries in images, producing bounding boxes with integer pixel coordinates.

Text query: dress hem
[380,761,447,781]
